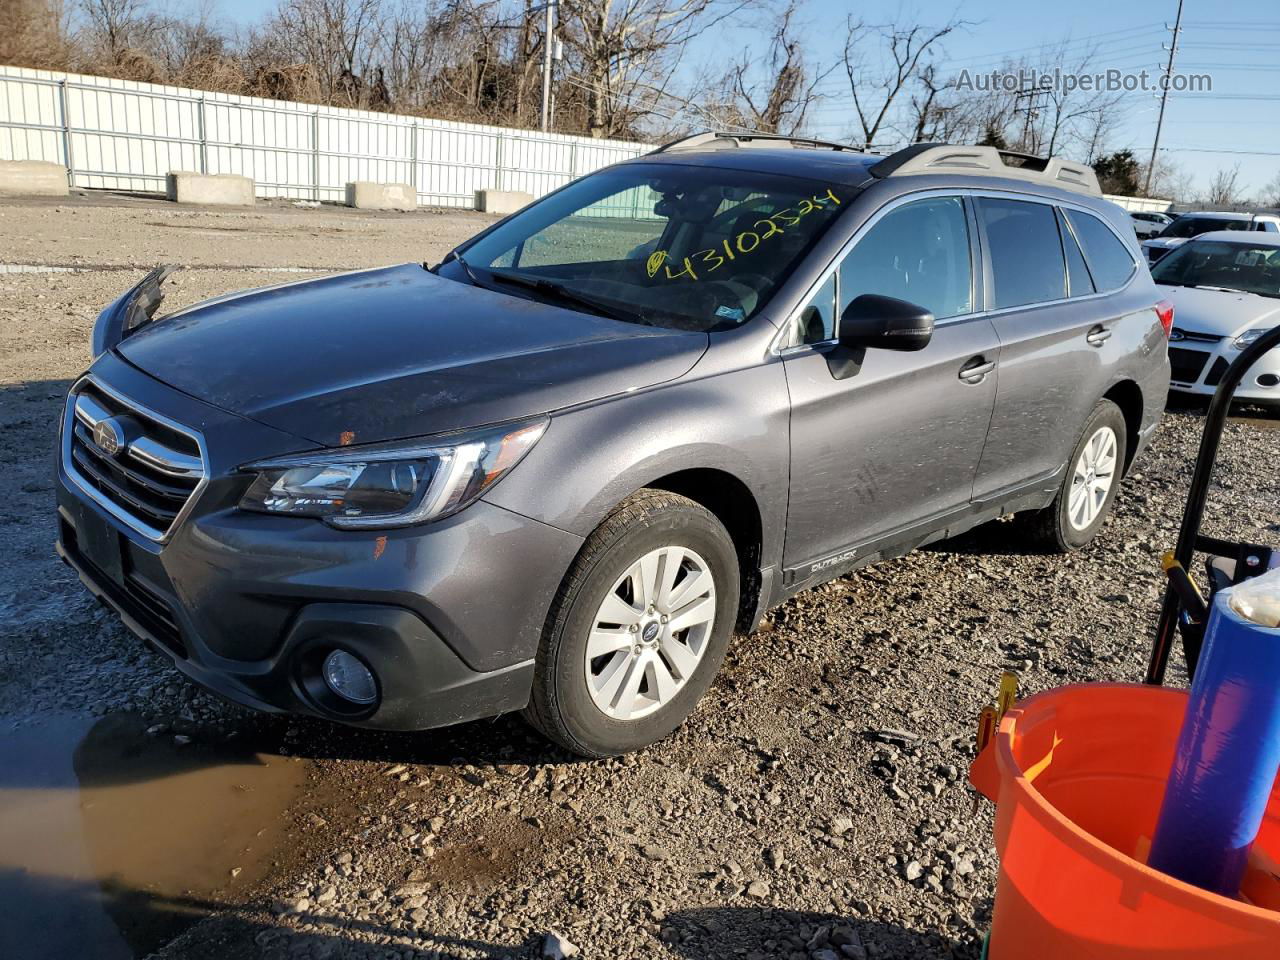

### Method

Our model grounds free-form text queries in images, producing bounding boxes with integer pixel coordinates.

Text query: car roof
[622,137,1104,197]
[1178,211,1254,220]
[616,146,881,188]
[1189,230,1280,248]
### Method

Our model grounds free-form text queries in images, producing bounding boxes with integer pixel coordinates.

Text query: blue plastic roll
[1148,587,1280,897]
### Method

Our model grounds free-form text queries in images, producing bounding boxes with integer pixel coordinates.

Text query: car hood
[1157,283,1280,338]
[117,264,708,446]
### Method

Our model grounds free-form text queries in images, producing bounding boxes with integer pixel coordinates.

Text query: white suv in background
[1143,211,1280,264]
[1130,211,1171,240]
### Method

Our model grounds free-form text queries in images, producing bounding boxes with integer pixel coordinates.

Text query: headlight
[238,418,548,528]
[1233,328,1272,350]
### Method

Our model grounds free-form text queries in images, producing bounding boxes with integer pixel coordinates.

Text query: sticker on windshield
[715,304,745,322]
[658,188,842,283]
[646,249,669,278]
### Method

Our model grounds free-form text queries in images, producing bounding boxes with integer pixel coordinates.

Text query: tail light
[1155,300,1174,337]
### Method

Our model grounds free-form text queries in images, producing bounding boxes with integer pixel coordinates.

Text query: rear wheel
[524,489,739,757]
[1021,399,1127,552]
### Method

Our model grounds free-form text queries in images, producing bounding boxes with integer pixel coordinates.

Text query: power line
[1176,43,1280,51]
[1183,21,1280,30]
[1162,145,1280,156]
[941,23,1166,65]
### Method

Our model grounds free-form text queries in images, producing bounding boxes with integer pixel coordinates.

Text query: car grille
[1204,357,1231,388]
[1170,327,1223,345]
[1168,347,1211,385]
[63,378,207,541]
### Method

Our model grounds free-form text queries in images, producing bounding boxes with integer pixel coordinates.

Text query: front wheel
[1022,399,1128,552]
[523,489,739,757]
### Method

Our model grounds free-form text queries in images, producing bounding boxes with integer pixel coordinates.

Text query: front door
[782,194,1000,575]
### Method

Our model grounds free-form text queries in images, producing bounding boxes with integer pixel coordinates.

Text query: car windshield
[1151,240,1280,298]
[1159,216,1250,239]
[451,163,852,331]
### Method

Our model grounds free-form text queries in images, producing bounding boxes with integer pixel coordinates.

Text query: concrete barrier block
[165,171,255,206]
[345,181,417,211]
[476,190,534,215]
[0,160,69,197]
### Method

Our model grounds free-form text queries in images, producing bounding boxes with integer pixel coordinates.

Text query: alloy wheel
[584,545,716,721]
[1067,425,1118,531]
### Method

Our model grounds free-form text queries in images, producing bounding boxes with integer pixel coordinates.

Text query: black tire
[1022,399,1128,552]
[523,489,740,758]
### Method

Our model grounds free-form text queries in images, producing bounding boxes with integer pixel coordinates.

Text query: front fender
[482,359,791,572]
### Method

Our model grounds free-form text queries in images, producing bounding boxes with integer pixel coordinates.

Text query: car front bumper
[56,353,584,731]
[1167,337,1280,405]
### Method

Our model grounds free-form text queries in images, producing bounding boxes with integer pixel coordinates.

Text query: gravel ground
[2,193,1278,960]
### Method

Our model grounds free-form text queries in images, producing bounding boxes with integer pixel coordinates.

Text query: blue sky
[210,0,1279,198]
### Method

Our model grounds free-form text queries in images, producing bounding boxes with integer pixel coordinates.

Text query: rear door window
[1064,209,1137,291]
[977,197,1067,309]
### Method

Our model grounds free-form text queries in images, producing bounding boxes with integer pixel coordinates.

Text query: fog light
[322,650,377,704]
[1257,373,1279,388]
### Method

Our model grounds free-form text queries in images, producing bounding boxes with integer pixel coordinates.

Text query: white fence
[0,65,648,208]
[1103,193,1174,214]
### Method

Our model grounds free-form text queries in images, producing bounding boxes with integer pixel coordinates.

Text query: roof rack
[650,131,860,154]
[868,143,1101,195]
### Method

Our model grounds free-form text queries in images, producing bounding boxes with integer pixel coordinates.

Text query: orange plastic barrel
[969,683,1280,957]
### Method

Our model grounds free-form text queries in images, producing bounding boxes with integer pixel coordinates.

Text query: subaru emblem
[91,417,125,457]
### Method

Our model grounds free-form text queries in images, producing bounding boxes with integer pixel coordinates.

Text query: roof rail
[868,143,1101,195]
[651,131,860,154]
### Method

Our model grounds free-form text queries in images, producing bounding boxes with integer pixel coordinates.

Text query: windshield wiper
[1185,284,1255,295]
[486,269,645,324]
[437,249,484,287]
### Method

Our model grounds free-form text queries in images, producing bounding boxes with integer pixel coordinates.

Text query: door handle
[1086,324,1112,346]
[959,356,996,383]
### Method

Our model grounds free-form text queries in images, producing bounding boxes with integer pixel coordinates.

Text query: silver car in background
[1154,232,1280,406]
[1142,211,1280,265]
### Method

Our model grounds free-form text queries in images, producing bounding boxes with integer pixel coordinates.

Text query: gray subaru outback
[57,135,1171,756]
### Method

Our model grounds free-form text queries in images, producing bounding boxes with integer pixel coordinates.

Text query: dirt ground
[1,192,1276,960]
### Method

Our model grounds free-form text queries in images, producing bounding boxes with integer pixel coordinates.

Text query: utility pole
[1014,86,1049,153]
[540,1,558,132]
[1146,0,1185,196]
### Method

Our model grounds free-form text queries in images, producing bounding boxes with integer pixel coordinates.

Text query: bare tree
[254,0,387,108]
[905,64,994,145]
[78,0,158,66]
[1259,170,1280,210]
[840,14,964,150]
[0,0,74,70]
[1027,45,1126,157]
[1139,155,1193,202]
[716,2,829,135]
[559,0,751,139]
[1204,164,1244,207]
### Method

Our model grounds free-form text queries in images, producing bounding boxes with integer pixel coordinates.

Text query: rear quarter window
[1064,209,1137,291]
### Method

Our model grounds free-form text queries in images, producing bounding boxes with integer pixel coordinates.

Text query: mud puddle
[0,713,315,960]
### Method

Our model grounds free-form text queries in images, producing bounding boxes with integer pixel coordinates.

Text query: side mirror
[838,294,934,352]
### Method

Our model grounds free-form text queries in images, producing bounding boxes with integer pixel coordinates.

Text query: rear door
[971,196,1139,500]
[782,193,1000,572]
